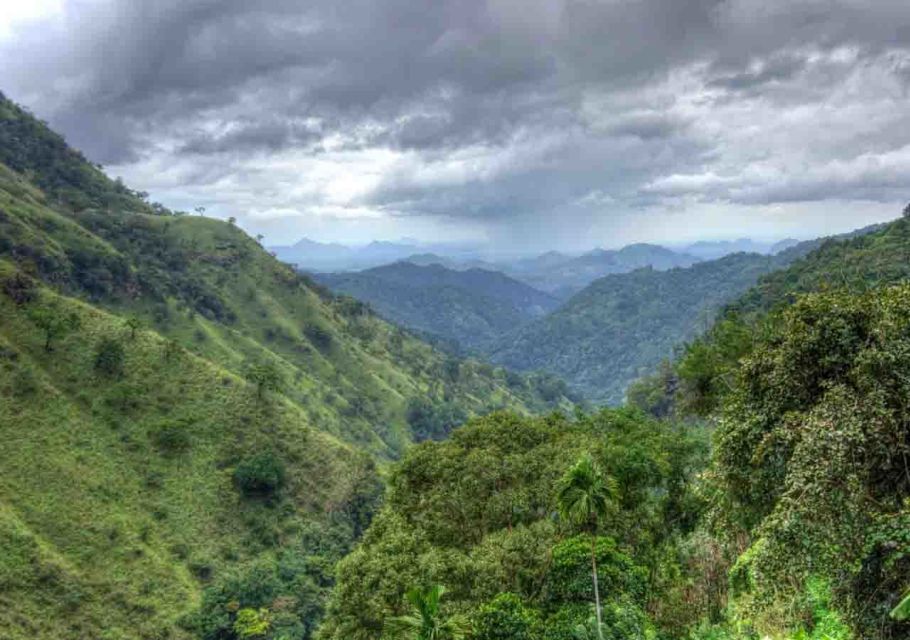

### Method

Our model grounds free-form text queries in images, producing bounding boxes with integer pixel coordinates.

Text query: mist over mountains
[272,234,801,295]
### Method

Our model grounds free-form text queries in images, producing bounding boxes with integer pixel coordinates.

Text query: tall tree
[384,585,468,640]
[557,454,617,640]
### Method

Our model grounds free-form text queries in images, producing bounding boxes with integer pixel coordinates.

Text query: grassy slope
[0,158,563,457]
[0,264,366,638]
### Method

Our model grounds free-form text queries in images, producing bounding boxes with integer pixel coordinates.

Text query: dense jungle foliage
[319,284,910,640]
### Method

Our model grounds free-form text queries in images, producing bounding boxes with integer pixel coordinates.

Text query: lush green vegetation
[489,251,811,404]
[315,262,560,353]
[702,284,910,638]
[633,217,910,418]
[4,88,910,640]
[0,91,571,639]
[319,409,710,640]
[321,283,910,640]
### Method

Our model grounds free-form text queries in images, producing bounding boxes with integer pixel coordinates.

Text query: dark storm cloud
[1,0,910,246]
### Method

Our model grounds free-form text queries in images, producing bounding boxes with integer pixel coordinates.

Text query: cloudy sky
[1,0,909,251]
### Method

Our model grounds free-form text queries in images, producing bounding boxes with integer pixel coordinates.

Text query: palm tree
[384,585,468,640]
[557,454,617,640]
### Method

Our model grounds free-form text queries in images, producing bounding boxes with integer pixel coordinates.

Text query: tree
[233,452,286,497]
[30,307,80,351]
[903,202,910,218]
[473,593,539,640]
[557,455,617,640]
[244,361,283,400]
[384,585,469,640]
[94,337,125,378]
[124,315,141,340]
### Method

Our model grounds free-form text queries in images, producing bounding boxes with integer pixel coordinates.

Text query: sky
[0,0,909,251]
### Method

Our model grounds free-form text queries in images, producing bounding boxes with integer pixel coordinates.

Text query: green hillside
[638,215,909,417]
[315,262,559,353]
[0,265,376,638]
[0,92,570,639]
[489,251,806,404]
[319,269,910,640]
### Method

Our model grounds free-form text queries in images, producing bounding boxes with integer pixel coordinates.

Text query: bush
[474,593,541,640]
[233,452,286,497]
[304,323,333,351]
[406,397,468,442]
[151,421,191,455]
[94,337,125,377]
[2,271,36,305]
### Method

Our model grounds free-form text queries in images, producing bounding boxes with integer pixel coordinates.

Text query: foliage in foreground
[318,409,709,640]
[706,285,910,638]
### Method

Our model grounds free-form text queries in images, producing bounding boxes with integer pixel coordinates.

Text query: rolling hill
[315,262,560,352]
[504,243,700,297]
[488,243,822,404]
[637,214,909,418]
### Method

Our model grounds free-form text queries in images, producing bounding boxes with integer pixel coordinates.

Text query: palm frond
[891,589,910,621]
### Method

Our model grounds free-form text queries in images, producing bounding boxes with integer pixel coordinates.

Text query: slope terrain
[315,262,559,352]
[489,245,818,404]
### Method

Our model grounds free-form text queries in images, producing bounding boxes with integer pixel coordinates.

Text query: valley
[1,72,909,640]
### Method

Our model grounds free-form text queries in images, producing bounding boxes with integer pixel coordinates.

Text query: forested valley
[1,89,910,640]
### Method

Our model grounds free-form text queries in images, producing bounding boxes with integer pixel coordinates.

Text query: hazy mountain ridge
[315,262,560,352]
[502,243,701,297]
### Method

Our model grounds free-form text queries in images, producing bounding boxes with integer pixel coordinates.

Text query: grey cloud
[1,0,909,247]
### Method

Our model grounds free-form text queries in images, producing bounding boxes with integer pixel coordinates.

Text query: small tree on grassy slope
[244,361,283,400]
[30,307,80,352]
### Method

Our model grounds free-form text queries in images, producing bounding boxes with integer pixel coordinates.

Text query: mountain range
[315,262,560,352]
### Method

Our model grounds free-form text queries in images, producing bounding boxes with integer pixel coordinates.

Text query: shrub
[304,323,333,351]
[233,452,286,497]
[406,397,468,442]
[94,337,125,377]
[151,421,191,455]
[2,271,36,305]
[474,593,541,640]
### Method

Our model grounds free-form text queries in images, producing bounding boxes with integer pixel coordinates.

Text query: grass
[0,270,367,638]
